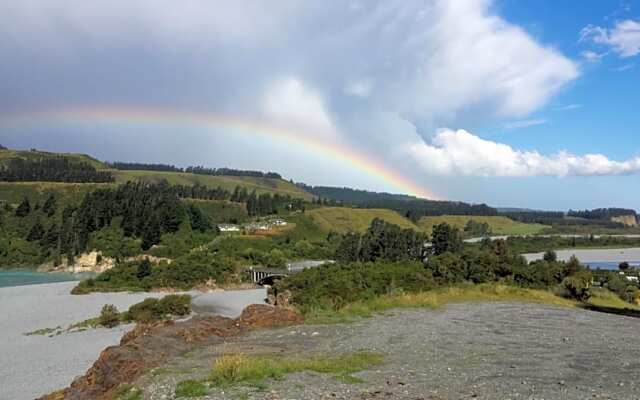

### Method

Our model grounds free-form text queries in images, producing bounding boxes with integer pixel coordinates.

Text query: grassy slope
[419,215,548,236]
[304,283,640,324]
[307,207,420,234]
[0,182,108,207]
[112,170,313,200]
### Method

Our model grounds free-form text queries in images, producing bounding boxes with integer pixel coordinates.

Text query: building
[271,218,288,226]
[218,224,240,232]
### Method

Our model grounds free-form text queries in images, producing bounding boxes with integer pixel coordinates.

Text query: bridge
[248,260,332,286]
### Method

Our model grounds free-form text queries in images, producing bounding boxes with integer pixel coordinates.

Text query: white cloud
[344,79,374,98]
[504,118,547,129]
[581,50,605,62]
[555,104,582,111]
[615,63,636,71]
[406,128,640,177]
[262,77,339,140]
[581,19,640,58]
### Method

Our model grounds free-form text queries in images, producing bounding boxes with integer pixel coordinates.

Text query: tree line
[0,157,114,183]
[568,208,637,221]
[106,161,282,179]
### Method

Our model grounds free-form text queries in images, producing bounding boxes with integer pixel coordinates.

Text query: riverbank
[0,269,91,288]
[0,281,266,400]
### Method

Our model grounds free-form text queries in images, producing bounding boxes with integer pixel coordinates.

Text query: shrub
[99,304,121,328]
[126,295,192,323]
[560,271,593,302]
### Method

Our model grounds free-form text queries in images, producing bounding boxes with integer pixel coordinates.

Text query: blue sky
[0,1,639,210]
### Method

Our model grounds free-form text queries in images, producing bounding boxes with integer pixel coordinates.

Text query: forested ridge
[0,157,114,183]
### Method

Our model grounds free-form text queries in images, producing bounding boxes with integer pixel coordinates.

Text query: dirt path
[133,302,640,399]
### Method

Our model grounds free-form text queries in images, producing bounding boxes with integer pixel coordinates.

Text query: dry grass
[209,351,383,387]
[304,284,578,324]
[418,215,548,236]
[307,207,420,233]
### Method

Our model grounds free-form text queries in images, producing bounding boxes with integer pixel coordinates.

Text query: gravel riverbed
[137,302,640,400]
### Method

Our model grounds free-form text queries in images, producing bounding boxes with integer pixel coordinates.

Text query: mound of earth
[39,305,303,400]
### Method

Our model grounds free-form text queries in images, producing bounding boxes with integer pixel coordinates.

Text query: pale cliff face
[611,215,638,227]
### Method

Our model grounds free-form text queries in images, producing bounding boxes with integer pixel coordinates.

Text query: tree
[619,261,631,272]
[561,271,592,302]
[136,258,152,279]
[42,193,57,217]
[141,215,161,251]
[543,250,558,262]
[265,249,286,269]
[15,197,31,217]
[26,220,45,242]
[335,232,361,262]
[99,304,121,328]
[431,223,462,256]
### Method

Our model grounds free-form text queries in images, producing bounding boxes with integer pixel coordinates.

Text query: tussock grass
[209,351,383,387]
[303,284,578,324]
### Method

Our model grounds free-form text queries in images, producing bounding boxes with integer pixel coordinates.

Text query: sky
[0,0,639,210]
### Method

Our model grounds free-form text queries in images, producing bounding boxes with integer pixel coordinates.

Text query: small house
[218,224,240,232]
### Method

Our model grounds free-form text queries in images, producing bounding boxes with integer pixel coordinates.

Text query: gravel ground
[137,302,640,400]
[0,282,266,400]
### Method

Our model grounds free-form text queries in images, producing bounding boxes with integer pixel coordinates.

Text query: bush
[126,294,192,323]
[560,271,593,302]
[99,304,121,328]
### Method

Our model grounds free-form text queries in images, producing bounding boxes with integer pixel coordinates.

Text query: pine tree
[27,220,45,242]
[42,193,57,217]
[15,197,31,217]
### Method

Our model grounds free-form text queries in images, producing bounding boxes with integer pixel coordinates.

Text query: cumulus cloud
[0,0,582,191]
[581,19,640,58]
[406,129,640,177]
[581,50,605,62]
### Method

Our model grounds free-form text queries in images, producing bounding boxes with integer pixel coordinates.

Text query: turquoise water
[0,270,91,288]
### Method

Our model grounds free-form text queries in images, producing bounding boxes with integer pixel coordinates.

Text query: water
[584,261,640,270]
[0,270,91,288]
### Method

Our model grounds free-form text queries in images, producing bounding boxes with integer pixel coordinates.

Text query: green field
[307,207,420,233]
[112,170,313,200]
[418,215,548,236]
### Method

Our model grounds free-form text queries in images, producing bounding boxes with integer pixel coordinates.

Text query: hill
[307,207,420,233]
[112,170,312,200]
[0,149,106,170]
[418,215,548,236]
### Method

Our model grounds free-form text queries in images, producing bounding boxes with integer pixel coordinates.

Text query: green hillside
[307,207,420,234]
[112,170,313,200]
[418,215,548,236]
[0,149,106,169]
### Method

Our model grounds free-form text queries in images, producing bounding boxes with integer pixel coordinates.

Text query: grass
[302,284,579,324]
[589,287,640,310]
[113,385,142,400]
[175,380,208,398]
[418,215,548,236]
[209,351,383,387]
[307,207,420,234]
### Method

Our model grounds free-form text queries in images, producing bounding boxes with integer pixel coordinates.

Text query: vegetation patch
[209,351,383,387]
[175,380,208,398]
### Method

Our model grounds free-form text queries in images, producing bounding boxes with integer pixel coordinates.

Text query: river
[522,247,640,270]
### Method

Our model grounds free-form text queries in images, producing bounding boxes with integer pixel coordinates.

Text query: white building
[218,224,240,232]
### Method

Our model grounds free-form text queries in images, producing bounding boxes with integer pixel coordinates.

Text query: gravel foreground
[136,302,640,400]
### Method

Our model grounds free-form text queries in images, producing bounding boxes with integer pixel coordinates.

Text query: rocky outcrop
[38,305,303,400]
[38,252,173,274]
[612,215,638,227]
[38,251,115,273]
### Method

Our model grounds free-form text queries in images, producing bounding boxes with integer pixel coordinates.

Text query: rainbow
[0,106,438,199]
